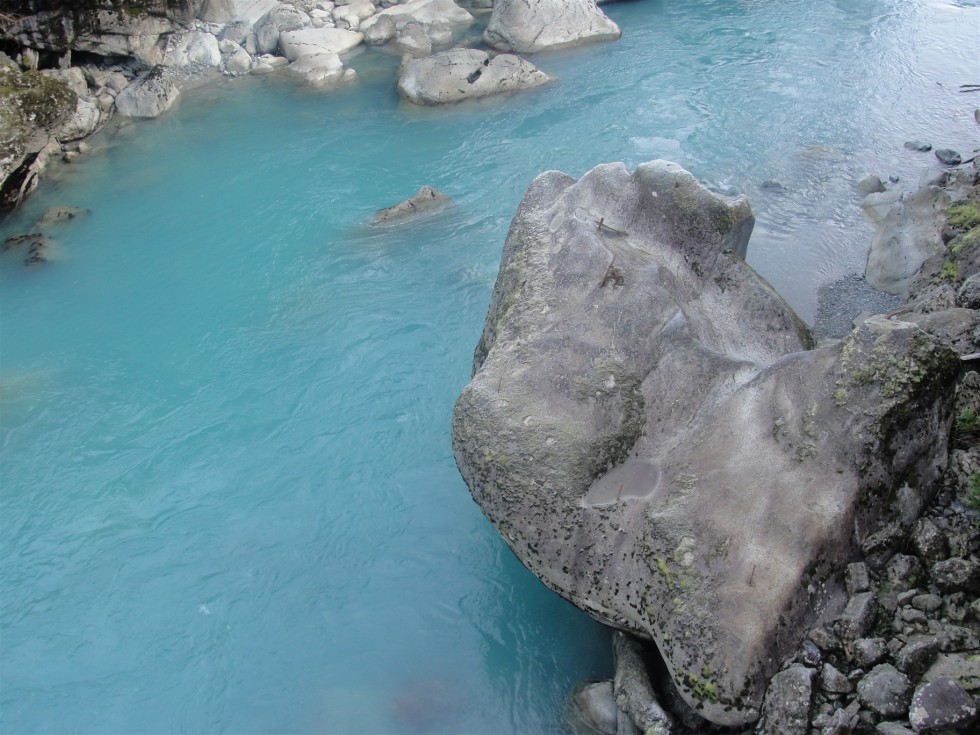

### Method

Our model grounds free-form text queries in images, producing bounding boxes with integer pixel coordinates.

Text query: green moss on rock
[947,200,980,231]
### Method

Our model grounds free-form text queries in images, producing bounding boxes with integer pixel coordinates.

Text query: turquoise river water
[1,1,978,733]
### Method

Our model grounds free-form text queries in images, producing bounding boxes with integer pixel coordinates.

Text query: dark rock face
[451,160,961,726]
[2,1,205,65]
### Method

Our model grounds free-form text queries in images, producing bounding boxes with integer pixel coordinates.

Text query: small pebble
[904,140,932,152]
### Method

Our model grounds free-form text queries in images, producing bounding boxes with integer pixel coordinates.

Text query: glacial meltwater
[1,1,978,732]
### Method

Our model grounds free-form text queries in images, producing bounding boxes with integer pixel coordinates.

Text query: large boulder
[451,160,960,726]
[287,53,356,89]
[360,0,473,34]
[163,30,222,67]
[484,0,620,54]
[253,2,309,55]
[58,95,102,141]
[396,48,550,105]
[113,66,179,118]
[278,28,363,61]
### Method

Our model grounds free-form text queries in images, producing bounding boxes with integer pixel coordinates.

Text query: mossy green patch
[951,226,980,255]
[948,200,980,231]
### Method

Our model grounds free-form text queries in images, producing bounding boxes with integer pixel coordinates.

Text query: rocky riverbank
[0,0,626,211]
[3,2,979,733]
[453,158,980,734]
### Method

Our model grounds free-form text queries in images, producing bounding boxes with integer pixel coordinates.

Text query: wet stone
[904,141,932,152]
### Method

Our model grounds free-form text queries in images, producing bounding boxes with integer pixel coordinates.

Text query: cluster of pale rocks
[0,0,623,208]
[6,0,622,123]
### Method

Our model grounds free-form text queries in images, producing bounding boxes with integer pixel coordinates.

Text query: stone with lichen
[452,159,961,726]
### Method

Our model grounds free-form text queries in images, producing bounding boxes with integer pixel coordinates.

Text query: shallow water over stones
[1,1,978,733]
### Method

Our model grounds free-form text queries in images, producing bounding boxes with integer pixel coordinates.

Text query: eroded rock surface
[451,160,960,726]
[397,48,550,105]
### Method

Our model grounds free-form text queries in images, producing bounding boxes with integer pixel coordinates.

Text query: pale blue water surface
[1,1,978,733]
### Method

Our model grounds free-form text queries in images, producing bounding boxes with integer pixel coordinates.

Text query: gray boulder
[114,67,180,118]
[451,160,961,726]
[287,53,357,89]
[857,664,913,718]
[363,15,397,45]
[58,95,102,142]
[278,28,364,61]
[397,48,551,105]
[163,30,222,68]
[39,67,88,97]
[909,677,977,732]
[759,666,815,735]
[612,633,673,735]
[484,0,621,53]
[390,23,432,57]
[254,3,310,55]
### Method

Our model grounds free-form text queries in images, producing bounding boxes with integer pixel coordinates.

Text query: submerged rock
[484,0,621,53]
[451,160,961,726]
[371,185,453,225]
[37,206,88,226]
[397,49,550,105]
